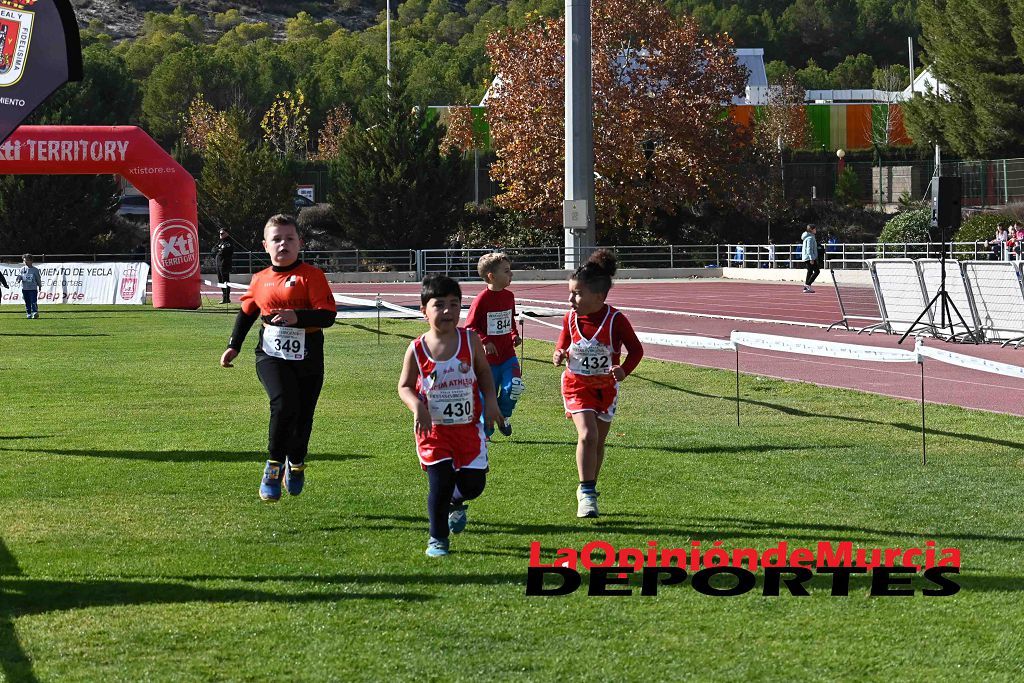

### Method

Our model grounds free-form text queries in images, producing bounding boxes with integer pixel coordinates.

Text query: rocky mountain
[69,0,382,40]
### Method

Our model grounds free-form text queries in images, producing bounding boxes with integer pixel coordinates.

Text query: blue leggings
[490,356,522,418]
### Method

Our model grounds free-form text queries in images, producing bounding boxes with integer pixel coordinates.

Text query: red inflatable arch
[0,125,200,309]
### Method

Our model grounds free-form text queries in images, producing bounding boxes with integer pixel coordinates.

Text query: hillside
[69,0,382,39]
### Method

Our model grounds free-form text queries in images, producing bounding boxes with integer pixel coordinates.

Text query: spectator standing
[800,225,820,293]
[15,254,42,318]
[212,229,235,304]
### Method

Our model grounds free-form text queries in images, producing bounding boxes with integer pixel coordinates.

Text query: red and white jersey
[412,328,482,426]
[566,306,619,379]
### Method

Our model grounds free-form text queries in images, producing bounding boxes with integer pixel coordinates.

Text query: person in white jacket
[800,225,820,293]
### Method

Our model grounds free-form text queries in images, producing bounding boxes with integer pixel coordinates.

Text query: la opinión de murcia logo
[526,540,962,597]
[0,2,32,88]
[152,220,199,280]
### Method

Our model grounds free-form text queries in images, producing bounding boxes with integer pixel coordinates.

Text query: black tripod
[898,212,979,345]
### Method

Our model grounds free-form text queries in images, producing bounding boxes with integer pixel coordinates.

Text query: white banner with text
[0,262,149,305]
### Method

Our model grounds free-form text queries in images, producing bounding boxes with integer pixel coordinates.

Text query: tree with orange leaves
[485,0,748,232]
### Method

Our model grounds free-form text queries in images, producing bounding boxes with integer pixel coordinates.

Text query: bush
[834,168,861,207]
[954,212,1003,244]
[297,204,348,250]
[453,201,561,249]
[877,208,932,256]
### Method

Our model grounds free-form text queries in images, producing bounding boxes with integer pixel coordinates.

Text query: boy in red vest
[398,275,500,557]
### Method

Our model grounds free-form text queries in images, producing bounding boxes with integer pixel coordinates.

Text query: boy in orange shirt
[220,215,337,501]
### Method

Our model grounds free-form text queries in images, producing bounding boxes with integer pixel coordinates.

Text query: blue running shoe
[284,459,305,496]
[259,460,283,502]
[448,504,468,534]
[497,418,513,437]
[425,537,450,557]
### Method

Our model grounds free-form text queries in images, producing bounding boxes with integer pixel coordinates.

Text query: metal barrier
[0,252,149,263]
[870,259,931,335]
[418,244,722,278]
[918,259,980,340]
[5,242,1020,279]
[963,261,1024,346]
[828,266,885,333]
[229,249,415,275]
[829,258,1024,345]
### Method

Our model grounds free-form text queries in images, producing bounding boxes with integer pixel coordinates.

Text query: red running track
[220,278,1024,417]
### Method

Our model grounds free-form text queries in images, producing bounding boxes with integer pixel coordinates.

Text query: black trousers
[217,266,232,302]
[426,463,487,540]
[804,260,821,286]
[255,357,324,464]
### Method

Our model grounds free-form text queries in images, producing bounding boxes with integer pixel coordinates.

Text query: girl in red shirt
[553,249,644,518]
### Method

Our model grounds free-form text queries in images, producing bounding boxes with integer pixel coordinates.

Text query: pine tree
[328,81,466,249]
[904,0,1024,157]
[197,111,296,247]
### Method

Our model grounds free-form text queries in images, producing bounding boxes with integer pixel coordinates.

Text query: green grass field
[1,305,1022,682]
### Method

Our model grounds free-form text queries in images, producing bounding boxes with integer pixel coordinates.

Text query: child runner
[465,252,523,437]
[219,214,337,502]
[552,249,644,518]
[15,254,42,319]
[398,275,500,557]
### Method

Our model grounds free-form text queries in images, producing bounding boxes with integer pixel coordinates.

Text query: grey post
[564,0,596,270]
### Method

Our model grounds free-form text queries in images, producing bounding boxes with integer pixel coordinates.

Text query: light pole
[563,0,596,270]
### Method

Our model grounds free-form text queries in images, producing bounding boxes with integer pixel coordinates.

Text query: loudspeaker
[936,176,962,231]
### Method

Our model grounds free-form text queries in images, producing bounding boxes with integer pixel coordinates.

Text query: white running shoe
[576,487,599,518]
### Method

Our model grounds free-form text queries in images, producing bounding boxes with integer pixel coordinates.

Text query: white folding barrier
[917,259,980,339]
[869,259,930,335]
[962,261,1024,345]
[828,266,886,334]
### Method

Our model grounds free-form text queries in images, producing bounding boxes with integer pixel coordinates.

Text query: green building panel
[807,105,831,150]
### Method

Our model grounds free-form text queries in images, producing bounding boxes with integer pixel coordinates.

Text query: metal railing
[419,244,724,277]
[6,242,1020,278]
[226,249,416,275]
[0,252,150,263]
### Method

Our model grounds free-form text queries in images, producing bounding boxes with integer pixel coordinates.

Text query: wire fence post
[734,344,741,426]
[519,313,526,371]
[376,293,382,344]
[920,361,927,465]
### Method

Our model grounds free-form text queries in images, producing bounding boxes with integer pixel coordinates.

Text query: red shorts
[416,423,488,470]
[561,371,619,422]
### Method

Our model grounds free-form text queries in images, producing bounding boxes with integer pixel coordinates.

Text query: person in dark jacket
[212,229,234,304]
